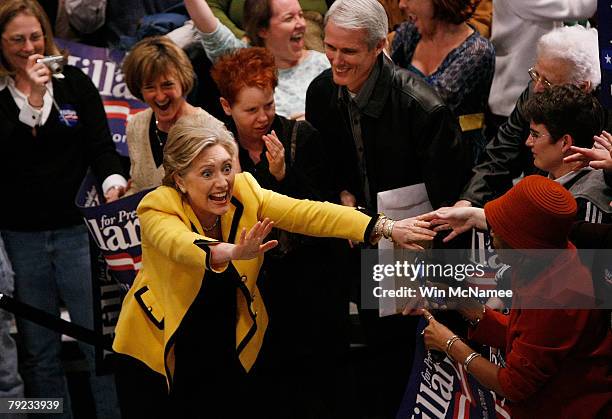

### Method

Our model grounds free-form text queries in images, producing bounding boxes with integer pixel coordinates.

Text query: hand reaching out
[231,218,278,260]
[391,216,436,249]
[104,183,128,203]
[339,190,356,207]
[418,206,486,242]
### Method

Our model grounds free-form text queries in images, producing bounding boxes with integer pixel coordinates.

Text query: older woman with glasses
[0,0,125,416]
[454,25,605,209]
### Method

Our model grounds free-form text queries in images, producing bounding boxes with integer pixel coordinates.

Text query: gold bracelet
[375,215,387,237]
[381,217,389,237]
[464,352,482,372]
[384,219,395,240]
[371,215,387,245]
[387,220,395,240]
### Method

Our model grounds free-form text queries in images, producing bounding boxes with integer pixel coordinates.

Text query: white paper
[377,183,433,317]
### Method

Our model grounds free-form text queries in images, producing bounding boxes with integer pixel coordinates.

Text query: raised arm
[208,0,246,38]
[184,0,219,33]
[185,0,246,62]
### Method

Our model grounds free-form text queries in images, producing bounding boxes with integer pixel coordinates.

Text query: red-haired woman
[211,47,329,201]
[211,46,343,415]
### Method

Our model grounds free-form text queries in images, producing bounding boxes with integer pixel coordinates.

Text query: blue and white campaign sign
[56,39,148,156]
[76,174,152,288]
[599,1,612,109]
[76,173,152,342]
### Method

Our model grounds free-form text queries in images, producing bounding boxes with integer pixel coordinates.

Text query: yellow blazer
[113,172,372,388]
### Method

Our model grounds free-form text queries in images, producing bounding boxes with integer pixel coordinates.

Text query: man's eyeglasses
[2,32,45,47]
[528,67,552,88]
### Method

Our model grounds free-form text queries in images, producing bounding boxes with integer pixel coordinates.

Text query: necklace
[154,120,167,148]
[203,216,220,232]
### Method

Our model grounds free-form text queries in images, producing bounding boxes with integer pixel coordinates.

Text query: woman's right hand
[231,218,278,260]
[419,206,486,242]
[24,54,50,108]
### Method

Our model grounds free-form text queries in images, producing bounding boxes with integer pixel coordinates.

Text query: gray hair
[324,0,388,50]
[162,114,238,189]
[537,25,601,90]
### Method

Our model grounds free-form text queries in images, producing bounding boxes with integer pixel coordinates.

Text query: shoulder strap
[290,120,300,165]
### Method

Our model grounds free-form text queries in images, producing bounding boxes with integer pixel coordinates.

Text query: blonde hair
[162,114,238,189]
[122,36,195,101]
[0,0,64,77]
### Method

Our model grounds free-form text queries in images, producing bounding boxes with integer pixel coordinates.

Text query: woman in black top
[0,1,125,417]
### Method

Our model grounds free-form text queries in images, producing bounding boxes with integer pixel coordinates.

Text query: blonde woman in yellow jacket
[112,115,435,415]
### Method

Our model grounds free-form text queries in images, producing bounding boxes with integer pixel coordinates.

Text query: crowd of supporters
[0,1,610,418]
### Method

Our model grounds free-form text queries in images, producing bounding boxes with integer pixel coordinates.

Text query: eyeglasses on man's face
[528,67,552,88]
[2,31,45,47]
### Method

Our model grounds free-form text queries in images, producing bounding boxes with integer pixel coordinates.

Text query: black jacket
[231,114,333,202]
[461,84,612,206]
[305,54,470,210]
[0,65,125,231]
[460,85,542,206]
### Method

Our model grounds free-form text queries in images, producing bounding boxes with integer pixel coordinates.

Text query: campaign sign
[76,174,152,288]
[396,320,511,419]
[56,39,148,156]
[76,173,152,343]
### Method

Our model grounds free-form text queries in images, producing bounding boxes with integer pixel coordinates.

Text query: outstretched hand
[231,218,278,260]
[418,206,486,242]
[391,216,436,249]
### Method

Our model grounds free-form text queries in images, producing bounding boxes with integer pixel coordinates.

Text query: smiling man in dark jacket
[305,0,469,416]
[306,0,469,212]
